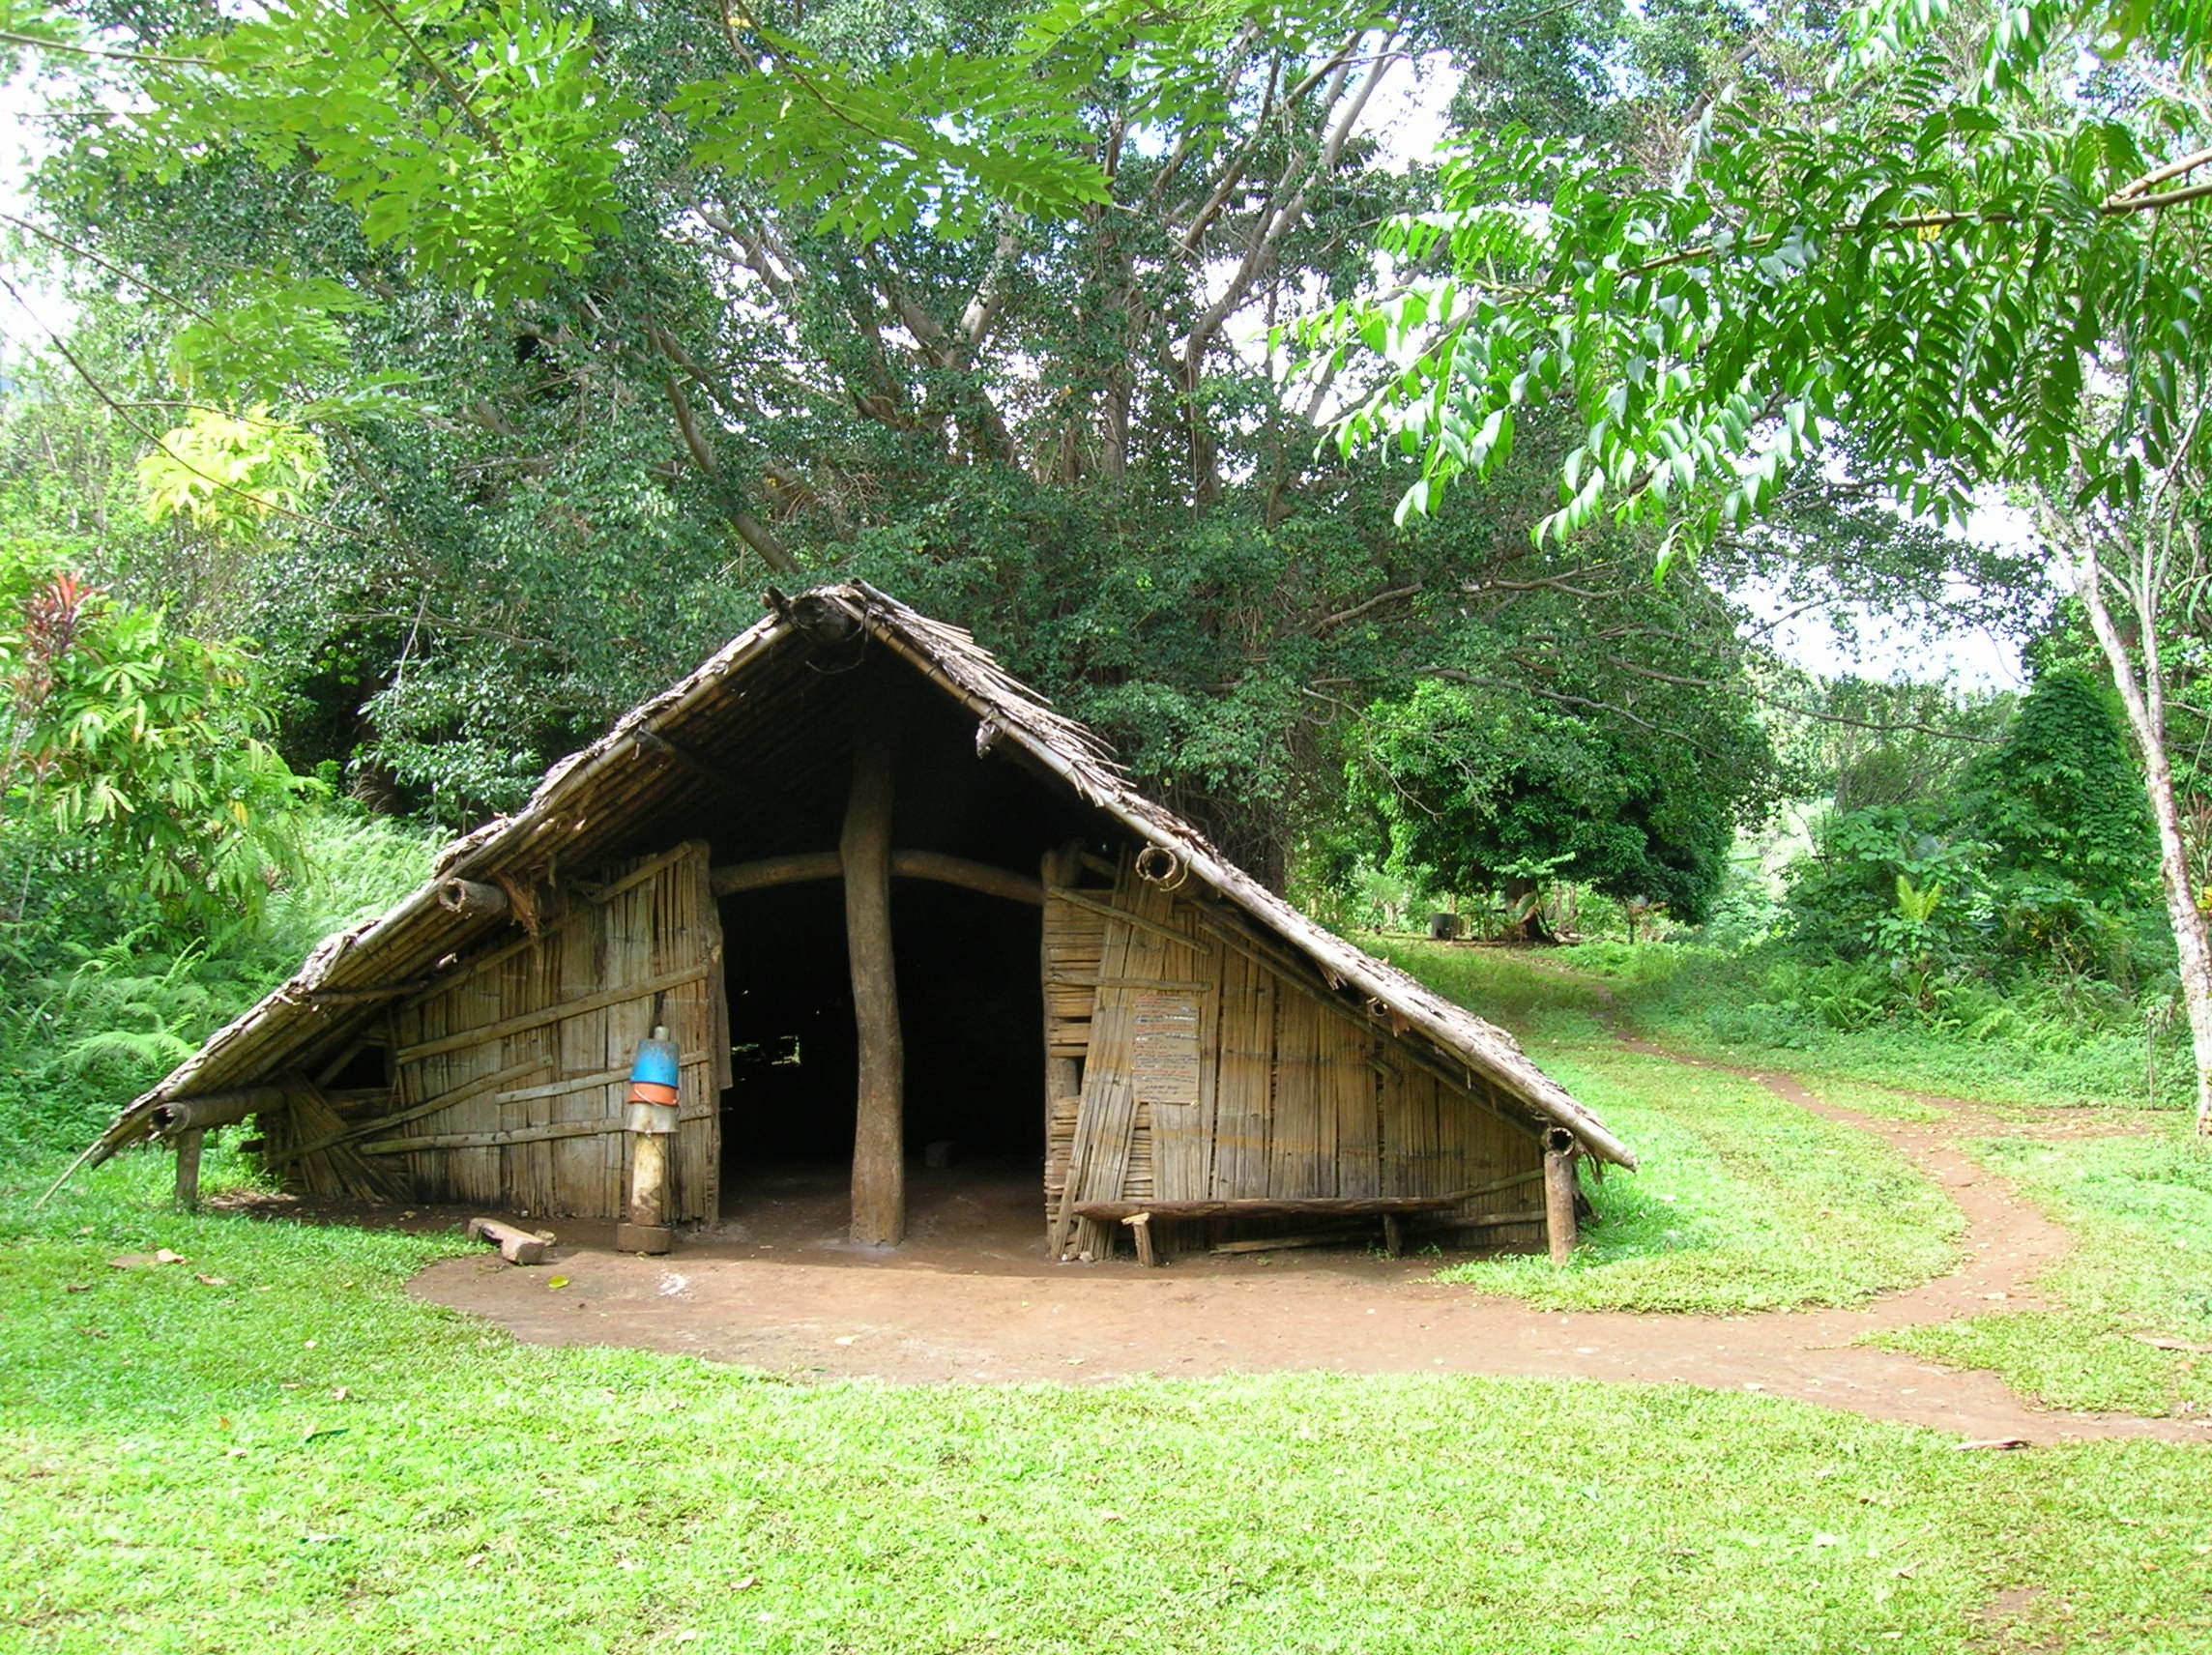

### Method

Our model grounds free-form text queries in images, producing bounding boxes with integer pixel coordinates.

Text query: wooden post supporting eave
[174,1128,204,1213]
[844,673,909,1246]
[1543,1126,1579,1265]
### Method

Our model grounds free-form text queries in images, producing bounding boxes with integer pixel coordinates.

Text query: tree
[1348,556,1775,934]
[1960,667,2155,915]
[1319,0,2212,1126]
[0,559,317,928]
[1,0,1813,863]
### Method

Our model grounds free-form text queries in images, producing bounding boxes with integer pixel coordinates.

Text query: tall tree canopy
[0,0,2017,898]
[1317,0,2212,1120]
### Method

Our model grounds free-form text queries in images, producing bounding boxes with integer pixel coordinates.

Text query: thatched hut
[88,584,1633,1263]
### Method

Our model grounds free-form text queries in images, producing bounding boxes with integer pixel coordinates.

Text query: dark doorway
[714,874,1045,1228]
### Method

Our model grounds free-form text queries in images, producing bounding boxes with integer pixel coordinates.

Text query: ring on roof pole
[1134,844,1187,889]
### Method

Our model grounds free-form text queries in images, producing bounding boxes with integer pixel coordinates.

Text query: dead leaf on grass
[2133,1335,2212,1354]
[194,1274,229,1287]
[63,1284,90,1293]
[1953,1437,2031,1451]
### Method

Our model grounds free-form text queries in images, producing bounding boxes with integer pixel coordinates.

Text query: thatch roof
[89,582,1633,1171]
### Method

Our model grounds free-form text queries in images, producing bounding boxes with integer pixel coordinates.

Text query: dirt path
[413,1032,2210,1445]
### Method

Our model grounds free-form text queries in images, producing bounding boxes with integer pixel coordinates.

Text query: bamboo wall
[364,841,730,1221]
[1043,852,1547,1259]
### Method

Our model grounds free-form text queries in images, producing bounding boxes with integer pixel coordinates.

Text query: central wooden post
[844,673,908,1246]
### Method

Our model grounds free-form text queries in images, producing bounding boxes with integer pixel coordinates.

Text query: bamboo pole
[844,672,909,1247]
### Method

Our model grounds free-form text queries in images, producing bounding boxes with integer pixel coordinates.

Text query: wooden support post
[844,672,909,1247]
[1122,1211,1158,1267]
[617,1128,674,1255]
[173,1129,204,1213]
[1382,1212,1404,1259]
[1543,1127,1580,1265]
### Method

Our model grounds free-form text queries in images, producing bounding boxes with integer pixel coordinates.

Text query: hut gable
[87,583,1632,1259]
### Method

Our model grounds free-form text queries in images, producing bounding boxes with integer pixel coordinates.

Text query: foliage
[11,1159,2212,1653]
[1342,555,1777,926]
[1581,941,2194,1112]
[133,404,326,532]
[1780,805,1988,979]
[0,805,435,1156]
[2,0,2001,874]
[1317,0,2212,551]
[0,554,320,925]
[1955,666,2161,970]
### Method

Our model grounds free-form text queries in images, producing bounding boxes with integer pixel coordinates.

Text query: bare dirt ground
[407,1043,2211,1445]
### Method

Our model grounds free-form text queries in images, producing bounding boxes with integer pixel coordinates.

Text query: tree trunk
[2074,537,2212,1134]
[843,671,910,1242]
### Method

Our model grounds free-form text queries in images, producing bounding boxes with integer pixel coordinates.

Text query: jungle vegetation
[0,0,2200,1152]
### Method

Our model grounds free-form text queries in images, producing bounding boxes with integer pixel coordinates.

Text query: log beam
[709,850,1043,906]
[844,675,908,1246]
[435,879,509,920]
[1073,1195,1465,1223]
[147,1086,288,1137]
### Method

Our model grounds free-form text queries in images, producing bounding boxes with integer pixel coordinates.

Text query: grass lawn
[1877,1125,2212,1417]
[1373,940,2212,1422]
[1551,941,2175,1116]
[1368,939,1962,1313]
[6,1157,2212,1655]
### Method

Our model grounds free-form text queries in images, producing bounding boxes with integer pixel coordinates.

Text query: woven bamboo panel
[1208,944,1273,1200]
[1266,987,1329,1197]
[389,841,725,1222]
[1052,857,1199,1258]
[1039,865,1107,1207]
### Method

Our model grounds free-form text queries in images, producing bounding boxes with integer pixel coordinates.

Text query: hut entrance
[713,876,1046,1243]
[709,665,1079,1247]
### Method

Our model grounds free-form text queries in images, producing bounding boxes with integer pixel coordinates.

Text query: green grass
[1878,1125,2212,1416]
[1367,938,1964,1313]
[1562,942,2177,1116]
[1365,938,2212,1420]
[7,1156,2212,1655]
